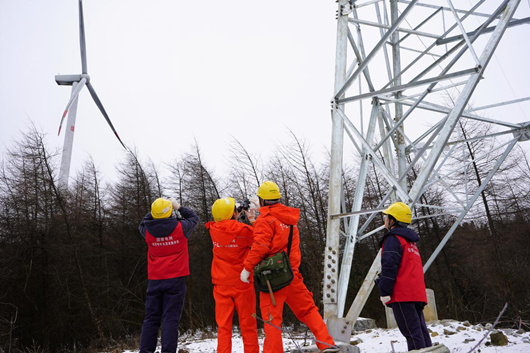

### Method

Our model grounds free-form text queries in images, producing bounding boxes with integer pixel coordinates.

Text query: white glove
[168,197,180,211]
[380,296,391,305]
[249,196,260,210]
[240,268,250,283]
[246,209,256,223]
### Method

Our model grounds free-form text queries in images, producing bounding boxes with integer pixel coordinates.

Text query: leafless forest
[1,125,529,352]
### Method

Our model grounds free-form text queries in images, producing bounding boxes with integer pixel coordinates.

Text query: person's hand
[240,268,250,283]
[168,197,180,211]
[246,209,256,223]
[380,296,391,305]
[249,196,260,210]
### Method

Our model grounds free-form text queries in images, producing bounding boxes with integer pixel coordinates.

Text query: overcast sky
[0,1,338,184]
[1,1,529,186]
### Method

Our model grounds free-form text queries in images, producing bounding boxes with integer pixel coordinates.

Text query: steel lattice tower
[324,0,530,339]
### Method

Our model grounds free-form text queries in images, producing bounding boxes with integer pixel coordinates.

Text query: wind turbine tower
[55,0,126,189]
[324,0,530,339]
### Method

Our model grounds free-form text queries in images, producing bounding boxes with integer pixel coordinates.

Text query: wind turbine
[55,0,126,188]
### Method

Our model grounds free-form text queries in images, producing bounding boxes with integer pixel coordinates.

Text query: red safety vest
[385,235,427,304]
[145,222,189,280]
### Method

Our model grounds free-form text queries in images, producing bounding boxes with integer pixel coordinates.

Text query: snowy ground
[121,320,530,353]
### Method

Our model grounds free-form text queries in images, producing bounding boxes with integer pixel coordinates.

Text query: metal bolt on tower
[324,0,530,340]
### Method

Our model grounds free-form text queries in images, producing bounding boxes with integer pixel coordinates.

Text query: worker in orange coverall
[240,181,340,353]
[205,197,259,353]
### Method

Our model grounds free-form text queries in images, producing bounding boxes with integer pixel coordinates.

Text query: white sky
[1,1,529,185]
[0,0,337,183]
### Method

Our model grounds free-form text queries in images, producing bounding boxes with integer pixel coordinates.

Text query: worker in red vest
[205,197,259,353]
[138,198,199,353]
[240,181,340,353]
[377,202,432,351]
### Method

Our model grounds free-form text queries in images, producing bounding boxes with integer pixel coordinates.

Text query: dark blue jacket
[378,226,420,297]
[139,206,199,239]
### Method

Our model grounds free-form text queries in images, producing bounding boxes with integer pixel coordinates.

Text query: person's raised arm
[138,212,153,238]
[178,206,199,238]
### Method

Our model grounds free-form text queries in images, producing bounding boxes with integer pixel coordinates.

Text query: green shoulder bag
[254,225,294,293]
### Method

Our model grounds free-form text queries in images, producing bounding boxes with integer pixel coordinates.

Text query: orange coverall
[205,220,259,353]
[243,203,335,353]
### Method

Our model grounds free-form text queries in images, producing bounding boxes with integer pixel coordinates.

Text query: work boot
[322,345,341,352]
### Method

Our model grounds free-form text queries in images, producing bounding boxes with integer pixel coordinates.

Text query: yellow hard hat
[151,198,173,219]
[382,202,412,224]
[257,181,281,200]
[212,197,235,222]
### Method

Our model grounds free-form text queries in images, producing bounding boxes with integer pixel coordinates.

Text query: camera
[237,198,251,213]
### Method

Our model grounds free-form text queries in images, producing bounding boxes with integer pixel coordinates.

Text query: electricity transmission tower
[324,0,530,339]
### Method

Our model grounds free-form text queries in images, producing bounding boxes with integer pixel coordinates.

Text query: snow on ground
[121,320,530,353]
[352,320,530,353]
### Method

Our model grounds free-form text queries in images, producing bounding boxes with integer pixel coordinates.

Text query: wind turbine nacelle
[55,74,83,86]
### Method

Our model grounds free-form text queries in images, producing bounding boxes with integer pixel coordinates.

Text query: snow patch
[118,320,530,353]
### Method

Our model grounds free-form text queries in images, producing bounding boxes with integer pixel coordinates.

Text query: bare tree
[227,137,263,198]
[166,142,219,330]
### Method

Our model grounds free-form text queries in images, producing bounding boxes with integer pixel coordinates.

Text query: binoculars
[237,199,251,213]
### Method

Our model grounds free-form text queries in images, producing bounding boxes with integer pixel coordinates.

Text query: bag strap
[287,225,294,257]
[268,222,294,256]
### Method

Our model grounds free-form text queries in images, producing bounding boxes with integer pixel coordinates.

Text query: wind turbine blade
[86,81,127,149]
[58,77,87,136]
[78,0,87,74]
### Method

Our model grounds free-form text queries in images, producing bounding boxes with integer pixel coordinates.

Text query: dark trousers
[140,277,187,353]
[390,302,432,351]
